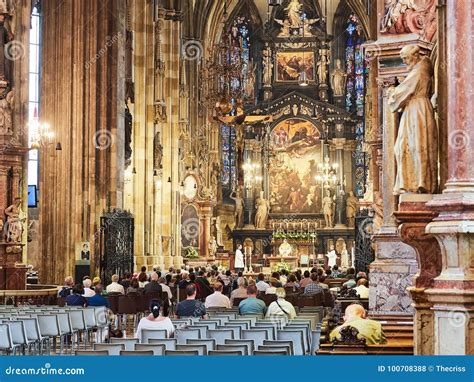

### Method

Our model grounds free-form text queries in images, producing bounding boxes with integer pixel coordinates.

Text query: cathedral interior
[0,0,473,355]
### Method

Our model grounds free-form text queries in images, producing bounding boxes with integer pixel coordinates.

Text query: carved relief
[380,0,437,41]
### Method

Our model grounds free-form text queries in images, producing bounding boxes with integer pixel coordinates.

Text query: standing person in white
[235,244,245,272]
[326,245,338,268]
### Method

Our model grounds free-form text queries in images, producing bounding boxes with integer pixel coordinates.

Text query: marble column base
[425,288,474,355]
[369,231,418,314]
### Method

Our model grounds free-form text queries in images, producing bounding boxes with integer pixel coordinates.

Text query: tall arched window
[344,14,367,198]
[28,5,41,204]
[221,15,253,194]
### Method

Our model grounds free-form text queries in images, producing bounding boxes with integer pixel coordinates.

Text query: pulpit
[0,243,27,290]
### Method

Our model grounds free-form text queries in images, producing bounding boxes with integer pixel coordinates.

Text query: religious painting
[269,118,322,215]
[276,51,315,82]
[181,204,200,249]
[76,241,91,264]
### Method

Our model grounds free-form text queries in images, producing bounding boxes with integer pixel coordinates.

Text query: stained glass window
[228,16,253,100]
[221,124,237,191]
[345,14,367,198]
[221,15,252,193]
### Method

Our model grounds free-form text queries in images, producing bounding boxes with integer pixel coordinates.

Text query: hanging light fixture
[268,0,282,6]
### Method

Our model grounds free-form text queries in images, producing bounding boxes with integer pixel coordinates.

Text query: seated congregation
[0,266,413,356]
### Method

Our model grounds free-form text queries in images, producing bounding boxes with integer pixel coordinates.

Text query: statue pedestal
[394,194,441,355]
[0,243,27,290]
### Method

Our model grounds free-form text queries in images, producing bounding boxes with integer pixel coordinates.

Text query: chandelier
[242,160,262,190]
[202,14,246,115]
[315,155,338,189]
[29,121,61,151]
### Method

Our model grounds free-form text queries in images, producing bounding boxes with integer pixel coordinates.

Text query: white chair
[93,306,109,342]
[110,337,139,351]
[242,329,268,347]
[37,314,61,354]
[134,343,166,355]
[148,338,177,350]
[0,323,20,355]
[4,321,27,355]
[208,329,234,345]
[56,313,75,354]
[176,344,207,355]
[224,339,255,354]
[17,318,46,355]
[93,343,125,356]
[186,338,216,352]
[176,328,201,344]
[216,343,248,355]
[83,308,98,342]
[75,350,108,356]
[120,350,154,356]
[141,329,168,343]
[277,329,305,355]
[69,310,88,348]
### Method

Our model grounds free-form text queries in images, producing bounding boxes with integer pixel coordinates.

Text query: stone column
[423,0,474,355]
[333,135,346,228]
[369,81,417,314]
[199,202,213,259]
[394,195,442,355]
[40,0,126,284]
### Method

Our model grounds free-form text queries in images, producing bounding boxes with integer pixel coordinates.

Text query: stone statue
[255,191,269,229]
[211,217,223,247]
[0,87,13,133]
[262,45,273,86]
[208,236,218,257]
[274,18,290,37]
[278,239,292,257]
[230,189,244,229]
[322,190,334,228]
[285,0,303,28]
[346,191,360,228]
[245,60,255,100]
[317,50,329,85]
[331,59,347,96]
[4,197,25,243]
[0,12,12,86]
[388,45,437,195]
[210,162,220,191]
[153,131,163,170]
[341,242,349,268]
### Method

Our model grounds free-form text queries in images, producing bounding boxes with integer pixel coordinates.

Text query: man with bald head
[330,304,386,345]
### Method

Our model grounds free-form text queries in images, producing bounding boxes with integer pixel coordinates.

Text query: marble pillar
[369,81,417,314]
[394,194,442,355]
[423,0,474,355]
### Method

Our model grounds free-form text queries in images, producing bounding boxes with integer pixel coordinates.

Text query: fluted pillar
[40,0,126,284]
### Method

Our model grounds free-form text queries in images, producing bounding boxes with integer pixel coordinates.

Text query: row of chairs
[116,307,323,355]
[0,305,108,355]
[76,339,291,356]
